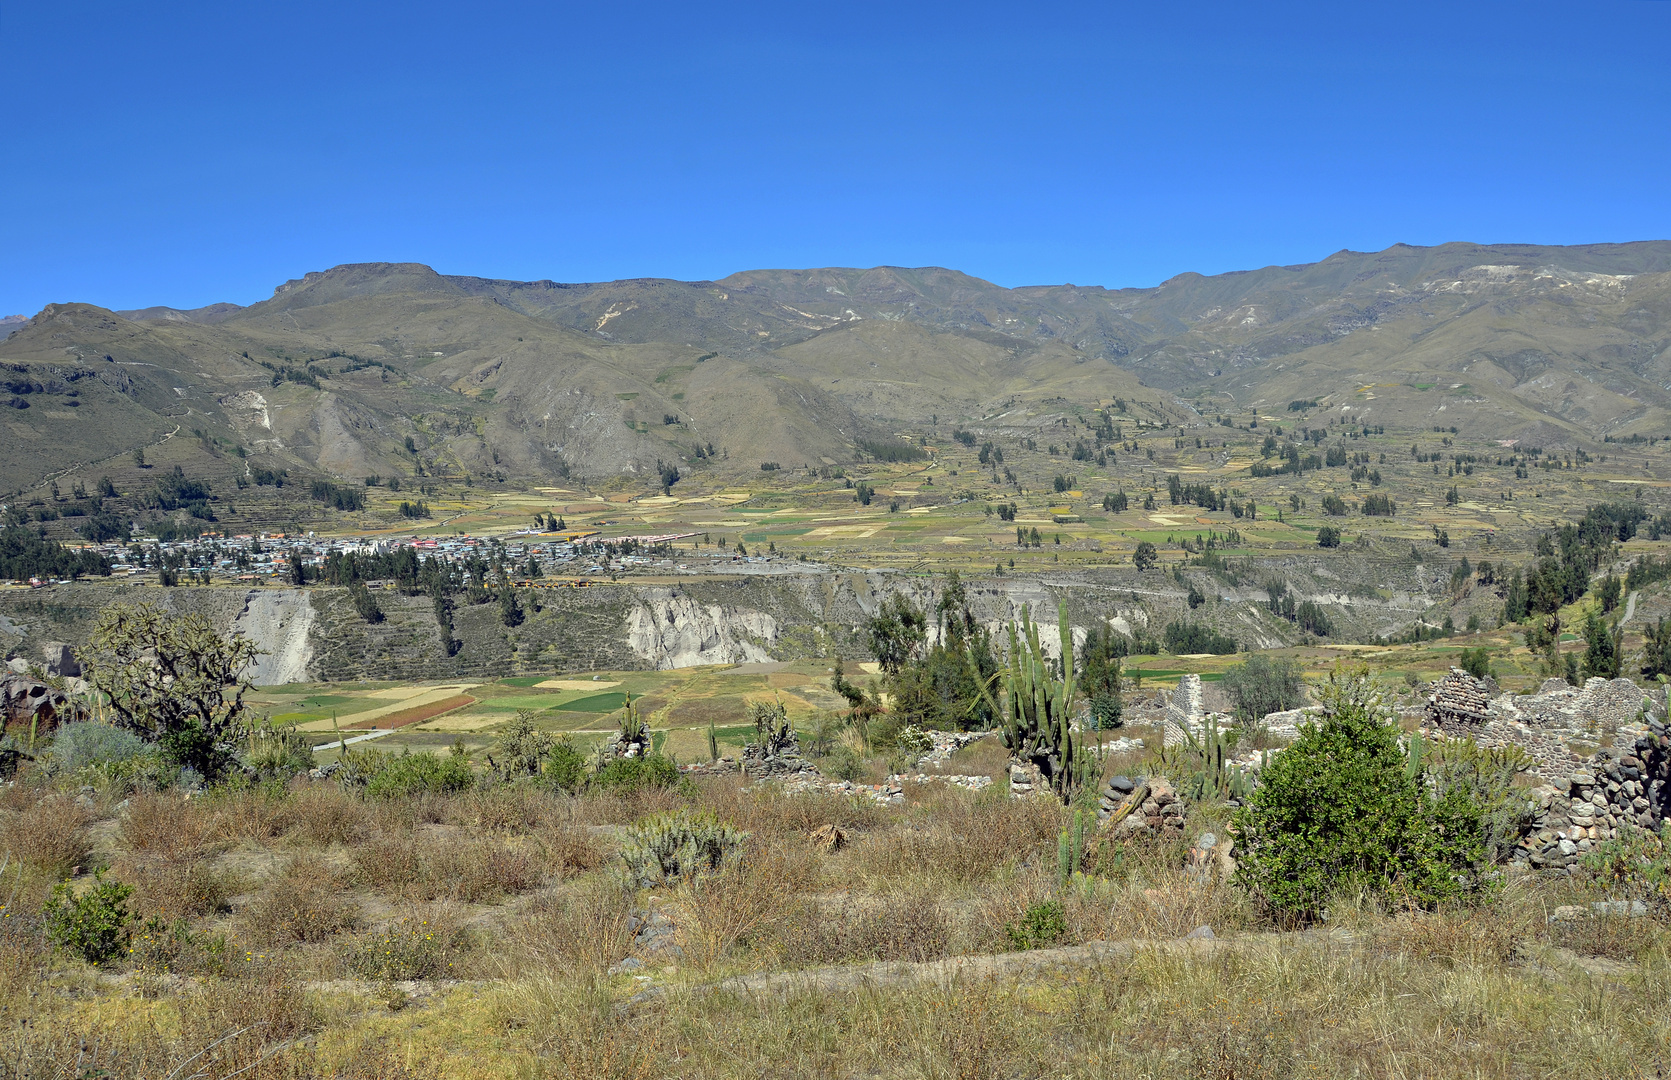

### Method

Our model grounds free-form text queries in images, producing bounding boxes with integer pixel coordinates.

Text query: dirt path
[623,930,1355,1010]
[1620,589,1640,626]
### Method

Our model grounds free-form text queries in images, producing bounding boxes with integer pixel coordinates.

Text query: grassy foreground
[2,765,1669,1079]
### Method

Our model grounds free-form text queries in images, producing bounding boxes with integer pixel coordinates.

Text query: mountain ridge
[0,240,1666,498]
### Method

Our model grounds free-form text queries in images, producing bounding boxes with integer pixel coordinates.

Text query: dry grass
[16,766,1671,1078]
[693,776,890,839]
[563,785,689,826]
[113,793,235,921]
[846,786,1062,885]
[504,878,634,977]
[0,794,93,877]
[352,832,546,903]
[941,734,1013,779]
[115,854,234,922]
[669,839,822,969]
[240,854,361,947]
[449,784,560,833]
[282,782,375,845]
[776,891,955,965]
[203,787,294,844]
[176,962,318,1072]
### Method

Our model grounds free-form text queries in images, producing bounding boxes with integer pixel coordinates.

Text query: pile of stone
[678,758,740,777]
[913,730,986,768]
[740,727,818,780]
[1514,716,1669,872]
[602,724,652,760]
[888,772,994,792]
[1097,735,1147,756]
[1097,774,1186,835]
[1007,759,1045,799]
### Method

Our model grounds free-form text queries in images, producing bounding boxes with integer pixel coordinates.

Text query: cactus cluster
[975,602,1096,803]
[620,810,750,889]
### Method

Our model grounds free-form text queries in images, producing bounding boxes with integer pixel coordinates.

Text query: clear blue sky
[2,1,1668,316]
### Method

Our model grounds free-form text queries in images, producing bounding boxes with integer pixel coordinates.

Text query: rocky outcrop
[40,643,79,678]
[625,590,779,669]
[234,589,315,686]
[0,673,71,732]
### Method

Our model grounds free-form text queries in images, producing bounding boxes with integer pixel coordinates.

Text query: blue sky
[2,1,1668,315]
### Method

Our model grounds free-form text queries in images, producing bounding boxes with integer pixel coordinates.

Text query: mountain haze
[2,240,1668,495]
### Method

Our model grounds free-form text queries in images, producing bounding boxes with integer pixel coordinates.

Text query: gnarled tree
[78,602,260,778]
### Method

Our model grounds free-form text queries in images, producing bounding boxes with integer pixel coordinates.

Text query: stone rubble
[889,772,994,792]
[1097,774,1185,835]
[778,775,905,805]
[1513,714,1669,872]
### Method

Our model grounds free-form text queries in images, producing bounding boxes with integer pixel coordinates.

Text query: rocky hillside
[0,546,1500,685]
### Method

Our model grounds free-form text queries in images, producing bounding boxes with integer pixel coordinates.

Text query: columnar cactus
[979,602,1084,803]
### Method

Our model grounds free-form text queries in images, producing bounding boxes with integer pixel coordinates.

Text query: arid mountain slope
[1,241,1667,495]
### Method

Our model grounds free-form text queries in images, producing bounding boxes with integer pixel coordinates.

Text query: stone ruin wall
[1420,669,1670,871]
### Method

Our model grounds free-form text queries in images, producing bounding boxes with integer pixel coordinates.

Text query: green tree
[1598,573,1623,614]
[1233,668,1489,920]
[1581,608,1622,680]
[1458,646,1492,680]
[78,603,260,778]
[866,593,927,677]
[1222,654,1304,724]
[884,571,1001,731]
[1643,616,1671,681]
[1079,624,1125,729]
[1132,541,1158,570]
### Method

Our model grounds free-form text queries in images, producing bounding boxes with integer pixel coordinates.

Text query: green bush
[44,722,148,775]
[823,745,869,783]
[1420,737,1537,865]
[1232,669,1490,920]
[242,722,315,781]
[544,740,587,793]
[362,745,475,799]
[127,915,229,975]
[44,871,133,965]
[620,811,749,889]
[1005,900,1067,950]
[591,752,679,794]
[1580,825,1671,906]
